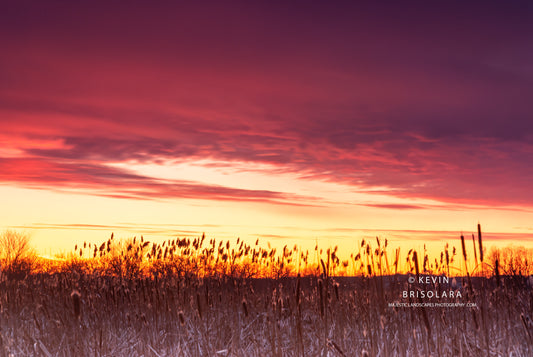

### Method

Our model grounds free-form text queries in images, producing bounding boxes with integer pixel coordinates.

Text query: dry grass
[0,226,532,356]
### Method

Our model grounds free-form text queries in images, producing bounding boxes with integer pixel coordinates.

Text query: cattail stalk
[472,234,478,266]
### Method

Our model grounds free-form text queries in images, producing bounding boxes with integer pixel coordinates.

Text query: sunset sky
[1,1,532,255]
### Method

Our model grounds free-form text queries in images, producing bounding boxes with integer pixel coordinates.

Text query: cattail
[472,234,478,265]
[460,234,467,262]
[413,251,419,278]
[478,223,483,262]
[242,298,249,317]
[320,259,327,277]
[71,290,81,319]
[178,311,185,325]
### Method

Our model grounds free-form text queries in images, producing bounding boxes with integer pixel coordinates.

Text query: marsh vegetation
[0,226,531,356]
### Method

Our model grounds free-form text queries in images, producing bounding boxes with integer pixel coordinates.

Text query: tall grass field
[0,225,532,356]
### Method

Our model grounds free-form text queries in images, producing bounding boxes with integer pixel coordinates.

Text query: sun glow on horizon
[1,181,532,260]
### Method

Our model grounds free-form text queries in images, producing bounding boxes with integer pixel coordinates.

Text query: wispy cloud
[0,157,321,205]
[13,223,533,244]
[357,203,427,210]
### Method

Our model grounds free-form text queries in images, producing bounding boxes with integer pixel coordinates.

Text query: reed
[478,223,483,263]
[472,234,478,266]
[71,290,81,319]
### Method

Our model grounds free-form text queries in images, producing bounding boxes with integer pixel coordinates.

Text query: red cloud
[1,1,532,208]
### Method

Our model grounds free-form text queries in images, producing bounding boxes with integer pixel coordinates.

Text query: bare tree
[0,230,34,277]
[486,245,533,276]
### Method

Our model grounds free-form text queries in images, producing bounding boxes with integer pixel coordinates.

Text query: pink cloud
[0,157,321,205]
[1,1,532,208]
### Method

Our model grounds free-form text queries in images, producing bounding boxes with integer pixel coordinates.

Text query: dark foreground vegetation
[0,226,532,356]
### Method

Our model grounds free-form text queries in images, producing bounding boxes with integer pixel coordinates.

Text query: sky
[1,1,532,256]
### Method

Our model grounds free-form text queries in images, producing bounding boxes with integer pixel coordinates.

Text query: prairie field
[0,230,532,357]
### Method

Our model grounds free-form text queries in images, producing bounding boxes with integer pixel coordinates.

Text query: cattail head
[71,290,81,319]
[460,234,467,263]
[412,251,419,278]
[178,311,185,325]
[477,223,483,262]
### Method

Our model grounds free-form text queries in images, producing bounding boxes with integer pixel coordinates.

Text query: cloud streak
[0,157,320,205]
